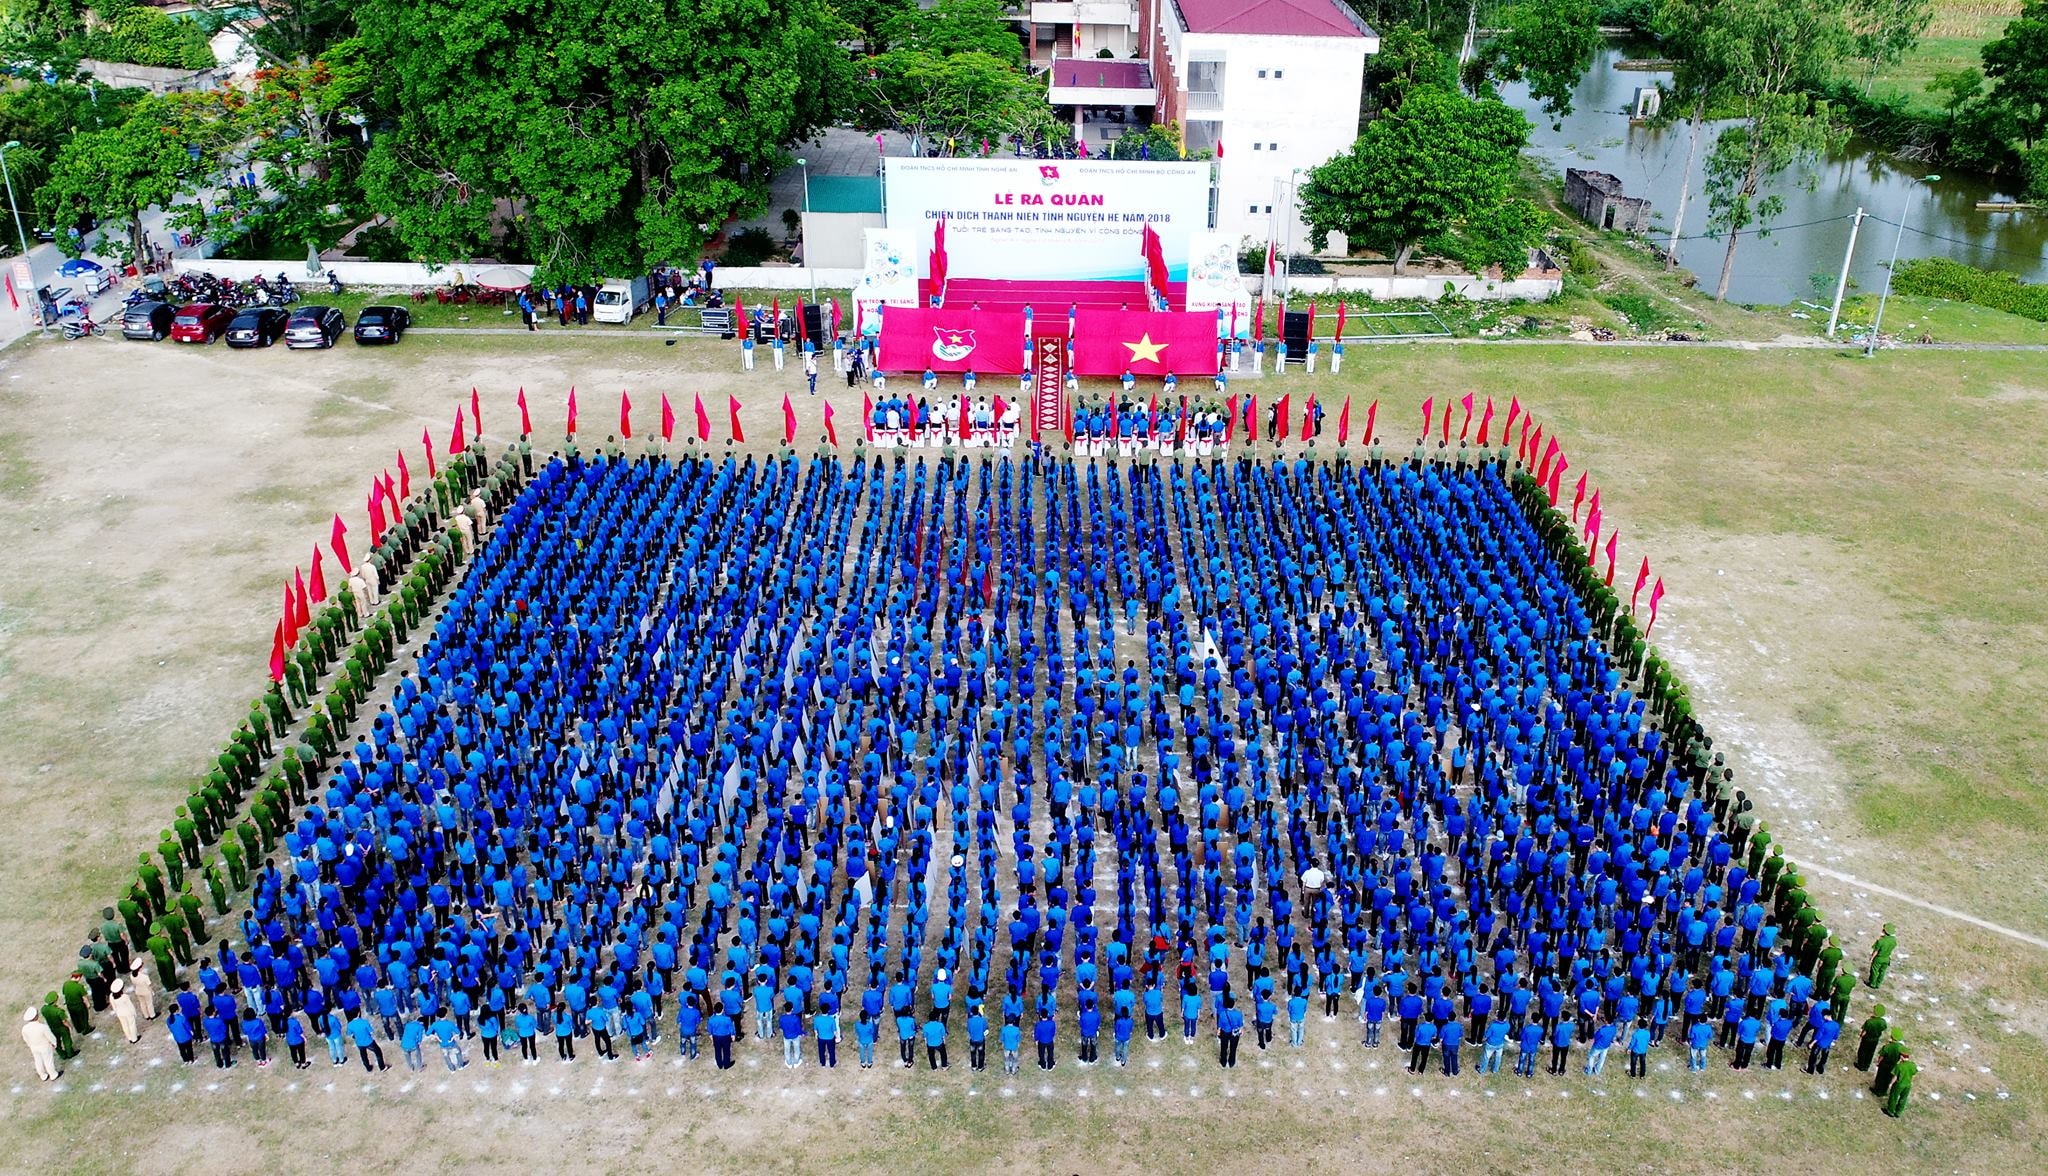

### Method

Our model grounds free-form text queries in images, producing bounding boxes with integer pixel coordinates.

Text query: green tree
[1845,0,1932,85]
[1298,85,1534,273]
[880,0,1021,65]
[855,0,1047,153]
[1983,0,2048,150]
[355,0,849,281]
[1362,22,1458,116]
[37,91,241,263]
[1929,66,1984,126]
[832,0,915,53]
[1481,0,1603,119]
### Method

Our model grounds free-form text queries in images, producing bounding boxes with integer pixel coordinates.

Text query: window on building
[1257,69,1267,78]
[1269,142,1279,151]
[1248,204,1260,213]
[1264,205,1273,214]
[1274,70,1284,79]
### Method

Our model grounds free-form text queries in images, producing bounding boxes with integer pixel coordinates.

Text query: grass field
[1859,1,2022,113]
[1,330,2045,1172]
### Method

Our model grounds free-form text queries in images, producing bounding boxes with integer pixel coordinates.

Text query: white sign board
[884,157,1210,283]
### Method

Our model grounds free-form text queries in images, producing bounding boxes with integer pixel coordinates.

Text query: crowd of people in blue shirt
[155,446,1855,1087]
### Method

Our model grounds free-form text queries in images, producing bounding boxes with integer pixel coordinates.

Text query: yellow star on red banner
[1123,334,1167,364]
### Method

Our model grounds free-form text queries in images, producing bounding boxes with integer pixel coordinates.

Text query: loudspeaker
[1283,311,1309,358]
[802,302,823,342]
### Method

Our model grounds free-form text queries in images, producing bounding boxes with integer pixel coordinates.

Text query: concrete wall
[77,58,230,95]
[801,211,884,270]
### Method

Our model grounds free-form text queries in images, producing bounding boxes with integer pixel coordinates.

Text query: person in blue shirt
[922,1017,948,1069]
[676,1000,701,1061]
[965,1006,987,1071]
[1034,1012,1058,1070]
[515,1005,539,1063]
[1078,1004,1101,1064]
[1805,1013,1841,1074]
[347,1012,386,1072]
[1362,989,1387,1048]
[1733,1013,1762,1070]
[855,1013,878,1069]
[1112,1008,1133,1066]
[895,1010,918,1068]
[553,1005,577,1063]
[780,1003,806,1067]
[1626,1020,1653,1078]
[1408,1017,1437,1074]
[1547,1019,1575,1075]
[1481,1018,1509,1074]
[1217,999,1243,1069]
[815,1003,840,1068]
[708,1009,736,1069]
[1143,983,1166,1041]
[1001,1019,1022,1075]
[1585,1020,1615,1076]
[1688,1018,1715,1071]
[400,1016,428,1071]
[1764,1010,1795,1070]
[204,1012,234,1069]
[1253,993,1277,1051]
[1180,983,1202,1043]
[1516,1021,1542,1077]
[284,1011,309,1069]
[1287,991,1309,1047]
[324,1010,348,1068]
[167,1007,196,1065]
[433,1014,468,1070]
[1397,983,1423,1051]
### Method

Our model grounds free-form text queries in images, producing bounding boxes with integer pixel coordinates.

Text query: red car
[169,303,235,344]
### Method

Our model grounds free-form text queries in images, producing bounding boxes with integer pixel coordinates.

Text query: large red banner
[877,307,1026,374]
[1031,331,1067,441]
[1072,309,1218,377]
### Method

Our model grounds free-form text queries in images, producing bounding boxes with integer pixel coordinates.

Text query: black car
[353,304,410,345]
[120,301,176,341]
[284,305,346,349]
[225,306,290,348]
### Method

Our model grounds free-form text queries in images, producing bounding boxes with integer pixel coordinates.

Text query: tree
[38,91,242,263]
[1480,0,1603,119]
[831,0,915,53]
[1983,0,2048,150]
[854,0,1045,153]
[1651,0,1724,269]
[1845,0,1932,85]
[1929,67,1984,126]
[355,0,849,281]
[1361,22,1459,116]
[1298,85,1534,273]
[879,0,1021,65]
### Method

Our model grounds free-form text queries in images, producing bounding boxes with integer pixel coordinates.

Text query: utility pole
[1825,207,1864,339]
[1866,175,1939,359]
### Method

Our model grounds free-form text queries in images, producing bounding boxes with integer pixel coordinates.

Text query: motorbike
[325,271,345,295]
[62,314,100,340]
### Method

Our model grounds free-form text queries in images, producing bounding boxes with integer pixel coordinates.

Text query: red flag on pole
[825,400,839,447]
[567,387,579,436]
[1242,394,1256,439]
[1477,397,1495,445]
[309,547,327,603]
[1306,301,1317,346]
[381,470,398,515]
[1547,456,1569,506]
[733,296,746,345]
[1604,530,1619,586]
[1365,400,1377,445]
[1334,302,1347,341]
[1175,399,1188,447]
[1337,398,1351,444]
[367,486,387,547]
[329,513,352,574]
[1420,396,1434,442]
[1631,557,1651,611]
[4,272,16,310]
[1584,506,1602,558]
[1587,488,1601,522]
[1252,300,1264,343]
[958,394,971,443]
[1440,397,1453,444]
[1147,390,1159,441]
[1534,430,1554,482]
[1275,393,1291,441]
[1062,399,1075,444]
[1518,416,1533,464]
[1108,395,1119,441]
[661,392,675,442]
[282,581,301,647]
[470,387,482,437]
[1225,395,1238,443]
[421,427,437,480]
[1459,392,1475,440]
[449,407,466,456]
[620,389,633,439]
[784,393,798,445]
[796,298,808,344]
[517,387,532,436]
[397,448,412,500]
[861,392,874,442]
[269,618,286,682]
[695,392,710,442]
[1647,578,1666,635]
[729,395,745,442]
[1571,472,1588,522]
[292,568,312,631]
[1300,395,1314,443]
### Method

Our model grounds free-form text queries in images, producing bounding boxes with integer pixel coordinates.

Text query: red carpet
[920,277,1186,316]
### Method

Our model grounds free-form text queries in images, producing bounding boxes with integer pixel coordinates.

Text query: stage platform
[921,277,1186,316]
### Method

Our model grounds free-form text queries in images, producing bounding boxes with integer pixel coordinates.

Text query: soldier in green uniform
[117,896,148,953]
[1855,1005,1889,1070]
[159,905,191,965]
[1872,1031,1907,1095]
[205,861,230,916]
[1760,847,1787,903]
[41,993,76,1059]
[177,888,207,945]
[136,852,166,913]
[1884,1052,1917,1118]
[145,923,176,991]
[234,820,261,870]
[283,654,309,709]
[248,700,272,758]
[1830,970,1857,1026]
[1816,935,1845,992]
[1868,924,1897,989]
[77,945,108,1010]
[1747,824,1774,877]
[61,972,92,1034]
[100,907,130,975]
[174,807,200,865]
[263,682,292,733]
[222,838,248,890]
[158,832,184,893]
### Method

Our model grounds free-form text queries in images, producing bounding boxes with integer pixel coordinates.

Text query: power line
[1862,214,2048,267]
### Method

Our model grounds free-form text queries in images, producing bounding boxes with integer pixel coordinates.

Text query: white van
[592,276,650,324]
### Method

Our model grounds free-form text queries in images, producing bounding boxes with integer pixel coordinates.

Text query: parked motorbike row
[120,270,345,313]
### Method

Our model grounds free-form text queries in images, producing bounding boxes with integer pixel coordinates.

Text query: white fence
[170,258,866,292]
[1252,273,1563,302]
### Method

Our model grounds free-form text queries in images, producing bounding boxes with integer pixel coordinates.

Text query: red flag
[1440,396,1453,444]
[1147,391,1159,440]
[1420,396,1434,442]
[380,470,398,516]
[1459,392,1475,441]
[861,392,874,443]
[397,448,412,500]
[729,395,744,442]
[1336,398,1352,445]
[309,547,327,603]
[1518,416,1533,464]
[1631,558,1651,612]
[567,387,579,436]
[470,387,482,437]
[292,568,312,631]
[421,427,437,480]
[993,394,1009,425]
[1571,472,1588,522]
[1062,399,1075,444]
[734,296,746,345]
[1108,395,1119,441]
[958,394,971,443]
[4,272,16,310]
[784,393,798,445]
[1225,395,1238,443]
[1505,396,1522,443]
[620,389,633,439]
[1534,430,1554,482]
[1242,394,1256,439]
[329,513,352,574]
[1604,530,1619,586]
[269,618,286,682]
[1584,506,1602,558]
[1306,301,1318,345]
[695,392,710,442]
[282,581,300,647]
[1252,300,1264,343]
[825,400,839,447]
[1364,400,1378,445]
[449,407,466,456]
[796,297,808,344]
[367,485,387,547]
[1547,456,1569,506]
[1478,397,1495,445]
[1647,578,1666,635]
[661,392,675,442]
[1175,400,1189,447]
[1300,396,1314,443]
[517,387,532,436]
[1275,393,1291,441]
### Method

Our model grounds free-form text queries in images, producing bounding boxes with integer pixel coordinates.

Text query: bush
[2026,145,2048,205]
[1892,257,2048,323]
[723,227,778,267]
[1602,290,1670,333]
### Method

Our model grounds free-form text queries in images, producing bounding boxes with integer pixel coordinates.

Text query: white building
[1036,0,1378,254]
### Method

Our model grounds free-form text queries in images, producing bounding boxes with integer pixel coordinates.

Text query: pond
[1500,44,2048,306]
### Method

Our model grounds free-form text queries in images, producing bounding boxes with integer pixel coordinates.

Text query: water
[1500,44,2048,306]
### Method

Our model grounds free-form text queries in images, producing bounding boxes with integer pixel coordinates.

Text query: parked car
[284,305,346,349]
[592,275,650,324]
[121,301,176,341]
[225,306,290,349]
[169,303,235,344]
[353,304,410,345]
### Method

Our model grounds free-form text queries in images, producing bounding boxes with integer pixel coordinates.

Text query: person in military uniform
[158,832,184,893]
[1884,1051,1917,1118]
[61,972,91,1035]
[40,994,75,1061]
[178,888,208,946]
[77,944,108,1011]
[145,922,177,991]
[247,700,272,759]
[135,852,166,914]
[1872,1030,1907,1096]
[22,1007,60,1081]
[204,861,230,917]
[1829,969,1857,1027]
[100,907,130,975]
[1855,1004,1889,1070]
[1867,924,1897,989]
[128,958,158,1020]
[159,904,192,965]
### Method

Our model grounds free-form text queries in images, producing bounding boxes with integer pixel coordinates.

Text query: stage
[918,277,1187,315]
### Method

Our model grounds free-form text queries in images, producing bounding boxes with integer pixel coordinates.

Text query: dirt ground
[1,330,2044,1172]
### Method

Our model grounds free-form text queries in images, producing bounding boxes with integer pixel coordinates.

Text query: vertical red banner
[1032,331,1067,443]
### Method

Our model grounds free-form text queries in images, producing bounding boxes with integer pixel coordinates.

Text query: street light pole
[1824,207,1864,339]
[1866,174,1939,359]
[797,157,816,306]
[0,140,35,328]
